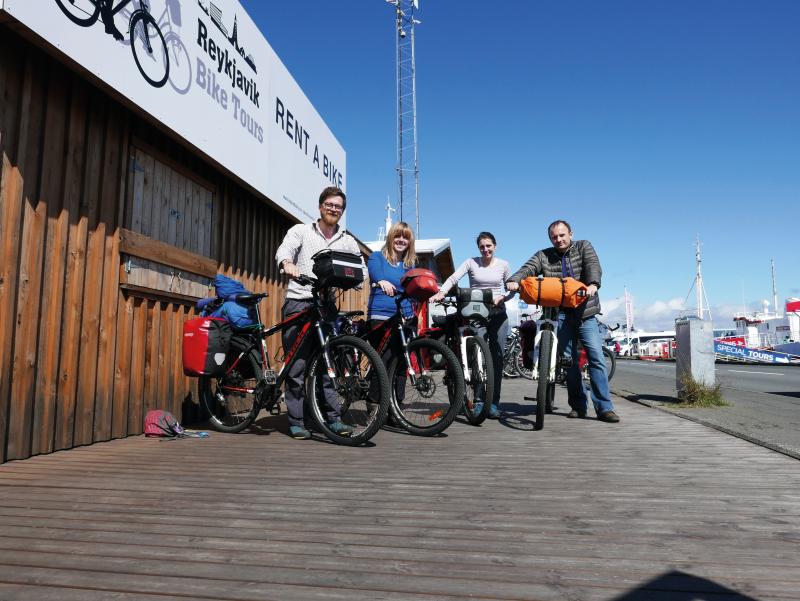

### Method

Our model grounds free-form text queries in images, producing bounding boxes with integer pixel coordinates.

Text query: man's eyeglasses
[322,202,344,213]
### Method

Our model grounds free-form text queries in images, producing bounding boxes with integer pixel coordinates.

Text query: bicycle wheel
[54,0,100,26]
[130,11,169,88]
[515,344,535,380]
[388,337,464,436]
[535,331,553,431]
[604,347,617,382]
[462,336,494,425]
[305,335,390,446]
[199,341,262,433]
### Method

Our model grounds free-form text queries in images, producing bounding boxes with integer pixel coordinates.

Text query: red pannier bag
[182,317,233,377]
[401,268,439,302]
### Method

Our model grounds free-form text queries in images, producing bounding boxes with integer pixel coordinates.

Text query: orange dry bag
[519,276,588,309]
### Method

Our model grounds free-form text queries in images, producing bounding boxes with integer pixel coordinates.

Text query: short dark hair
[547,220,572,237]
[476,231,496,246]
[319,186,347,209]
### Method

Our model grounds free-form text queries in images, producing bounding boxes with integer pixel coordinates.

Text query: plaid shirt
[275,221,366,299]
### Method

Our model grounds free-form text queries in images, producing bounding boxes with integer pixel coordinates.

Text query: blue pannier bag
[209,274,257,328]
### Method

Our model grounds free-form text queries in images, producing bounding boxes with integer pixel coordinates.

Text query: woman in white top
[431,232,514,418]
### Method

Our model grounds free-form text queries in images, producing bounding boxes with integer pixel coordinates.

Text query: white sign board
[2,0,345,223]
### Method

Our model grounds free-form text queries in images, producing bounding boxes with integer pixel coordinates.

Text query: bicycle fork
[533,319,559,384]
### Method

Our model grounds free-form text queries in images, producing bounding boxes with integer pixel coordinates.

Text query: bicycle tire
[535,331,553,431]
[388,337,464,436]
[305,335,390,446]
[515,344,535,380]
[462,336,494,425]
[604,347,617,382]
[129,11,170,88]
[199,339,262,433]
[502,340,520,378]
[54,0,100,26]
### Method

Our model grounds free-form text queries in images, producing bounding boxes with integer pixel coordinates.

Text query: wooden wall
[0,27,368,463]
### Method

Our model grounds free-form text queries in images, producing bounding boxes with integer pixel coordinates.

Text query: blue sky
[242,0,800,330]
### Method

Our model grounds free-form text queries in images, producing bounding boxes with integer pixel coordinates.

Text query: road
[611,359,800,459]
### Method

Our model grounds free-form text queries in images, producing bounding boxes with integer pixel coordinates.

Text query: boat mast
[695,236,712,321]
[771,259,780,317]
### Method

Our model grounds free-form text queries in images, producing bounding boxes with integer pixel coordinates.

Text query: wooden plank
[54,78,90,452]
[126,297,146,434]
[72,92,107,448]
[128,148,144,234]
[93,106,125,443]
[172,173,185,250]
[165,168,178,247]
[149,158,163,247]
[156,302,171,416]
[118,228,217,278]
[142,300,160,417]
[139,152,153,238]
[7,53,48,461]
[111,294,133,439]
[0,161,24,464]
[31,63,70,456]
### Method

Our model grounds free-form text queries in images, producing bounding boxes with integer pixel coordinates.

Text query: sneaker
[289,425,311,440]
[472,402,484,416]
[598,411,620,423]
[487,405,500,419]
[328,421,354,437]
[567,409,587,418]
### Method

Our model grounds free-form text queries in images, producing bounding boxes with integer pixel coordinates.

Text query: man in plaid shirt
[275,186,366,439]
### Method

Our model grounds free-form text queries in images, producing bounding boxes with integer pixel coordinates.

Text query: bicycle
[426,290,494,425]
[197,274,391,446]
[354,288,465,436]
[54,0,170,88]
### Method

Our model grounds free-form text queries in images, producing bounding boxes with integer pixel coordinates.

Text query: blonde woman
[367,221,417,326]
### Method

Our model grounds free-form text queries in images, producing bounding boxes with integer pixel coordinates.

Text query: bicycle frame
[532,306,560,384]
[424,300,487,387]
[362,295,428,384]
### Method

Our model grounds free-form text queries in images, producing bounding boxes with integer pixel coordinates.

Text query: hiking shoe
[328,421,354,437]
[289,425,311,440]
[567,409,587,419]
[487,405,500,419]
[598,411,620,423]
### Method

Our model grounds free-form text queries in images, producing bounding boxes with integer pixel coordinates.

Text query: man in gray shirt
[275,186,366,439]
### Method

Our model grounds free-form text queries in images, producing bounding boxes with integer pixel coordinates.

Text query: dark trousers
[282,298,338,428]
[473,308,509,407]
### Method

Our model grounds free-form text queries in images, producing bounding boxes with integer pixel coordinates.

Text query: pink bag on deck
[144,410,185,438]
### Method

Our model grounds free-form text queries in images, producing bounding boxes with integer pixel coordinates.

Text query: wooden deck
[0,379,798,601]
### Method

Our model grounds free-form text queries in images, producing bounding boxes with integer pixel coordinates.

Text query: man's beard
[320,213,340,227]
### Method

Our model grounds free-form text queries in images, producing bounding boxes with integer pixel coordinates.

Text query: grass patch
[677,374,730,408]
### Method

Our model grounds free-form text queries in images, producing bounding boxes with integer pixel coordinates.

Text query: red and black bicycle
[197,274,390,446]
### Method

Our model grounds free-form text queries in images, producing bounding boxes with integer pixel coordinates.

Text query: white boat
[732,298,800,353]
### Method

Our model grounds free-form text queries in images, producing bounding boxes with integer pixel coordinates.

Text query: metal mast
[694,236,712,320]
[771,259,780,316]
[387,0,421,237]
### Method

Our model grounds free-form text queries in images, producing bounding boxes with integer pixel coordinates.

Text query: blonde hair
[382,221,416,268]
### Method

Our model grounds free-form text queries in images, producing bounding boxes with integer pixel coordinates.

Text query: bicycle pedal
[264,370,277,385]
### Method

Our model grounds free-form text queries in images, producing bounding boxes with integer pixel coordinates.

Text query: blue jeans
[557,312,614,415]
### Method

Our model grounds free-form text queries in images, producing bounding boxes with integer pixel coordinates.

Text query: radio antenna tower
[386,0,421,237]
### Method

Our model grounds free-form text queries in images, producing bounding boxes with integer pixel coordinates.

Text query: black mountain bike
[198,275,391,446]
[426,291,494,425]
[54,0,170,87]
[355,290,465,436]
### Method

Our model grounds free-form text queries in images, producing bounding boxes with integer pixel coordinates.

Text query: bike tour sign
[714,341,795,364]
[1,0,346,224]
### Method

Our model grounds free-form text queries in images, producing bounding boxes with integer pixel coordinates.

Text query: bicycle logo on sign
[54,0,171,88]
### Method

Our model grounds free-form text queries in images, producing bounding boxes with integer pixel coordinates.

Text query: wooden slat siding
[31,64,70,456]
[118,229,217,278]
[54,79,90,453]
[165,168,177,247]
[140,152,153,239]
[172,173,185,250]
[126,297,146,434]
[182,175,194,254]
[157,302,172,416]
[144,300,161,418]
[73,93,108,448]
[128,150,143,235]
[111,293,133,439]
[7,53,48,461]
[93,105,126,442]
[0,162,24,464]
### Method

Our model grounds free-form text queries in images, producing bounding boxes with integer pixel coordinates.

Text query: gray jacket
[508,240,603,319]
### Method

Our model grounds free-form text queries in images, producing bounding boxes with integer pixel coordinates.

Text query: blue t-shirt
[367,252,414,320]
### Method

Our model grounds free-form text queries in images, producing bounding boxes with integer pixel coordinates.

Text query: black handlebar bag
[312,250,364,290]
